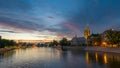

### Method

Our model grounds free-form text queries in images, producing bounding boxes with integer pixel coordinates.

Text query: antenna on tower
[86,23,89,29]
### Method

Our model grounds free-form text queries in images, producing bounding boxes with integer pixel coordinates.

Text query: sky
[0,0,120,40]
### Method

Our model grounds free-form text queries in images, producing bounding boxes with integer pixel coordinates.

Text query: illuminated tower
[84,24,90,39]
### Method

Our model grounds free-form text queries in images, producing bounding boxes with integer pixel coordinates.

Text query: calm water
[0,47,120,68]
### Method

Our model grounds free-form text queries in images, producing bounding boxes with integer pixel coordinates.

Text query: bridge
[15,40,51,43]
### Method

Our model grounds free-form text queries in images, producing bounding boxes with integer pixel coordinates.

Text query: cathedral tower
[84,24,90,39]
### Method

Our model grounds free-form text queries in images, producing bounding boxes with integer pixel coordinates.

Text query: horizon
[0,0,120,40]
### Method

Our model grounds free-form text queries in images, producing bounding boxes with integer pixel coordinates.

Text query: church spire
[84,24,90,39]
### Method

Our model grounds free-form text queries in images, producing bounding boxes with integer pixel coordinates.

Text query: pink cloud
[63,22,80,33]
[0,22,34,33]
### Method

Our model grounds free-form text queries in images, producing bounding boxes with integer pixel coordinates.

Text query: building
[87,29,120,47]
[71,35,85,46]
[101,29,120,47]
[84,24,90,39]
[101,30,109,47]
[87,34,101,46]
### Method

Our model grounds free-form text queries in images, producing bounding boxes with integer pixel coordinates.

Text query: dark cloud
[0,17,44,32]
[47,16,54,19]
[0,0,120,40]
[0,30,20,33]
[0,0,32,12]
[63,0,120,34]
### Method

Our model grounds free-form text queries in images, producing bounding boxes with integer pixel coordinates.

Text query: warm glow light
[102,42,107,47]
[33,44,38,48]
[86,52,90,64]
[95,52,98,62]
[94,42,98,45]
[86,52,91,68]
[103,53,107,64]
[1,31,60,41]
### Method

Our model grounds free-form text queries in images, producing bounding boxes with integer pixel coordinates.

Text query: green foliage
[49,42,54,47]
[53,40,58,46]
[59,38,69,46]
[49,40,58,47]
[106,30,120,46]
[0,39,16,48]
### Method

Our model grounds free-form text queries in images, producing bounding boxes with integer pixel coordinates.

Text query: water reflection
[95,52,98,62]
[0,50,15,58]
[103,53,107,64]
[86,51,120,68]
[0,47,119,68]
[86,52,90,64]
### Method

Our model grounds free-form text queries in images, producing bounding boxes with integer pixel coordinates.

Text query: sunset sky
[0,0,120,40]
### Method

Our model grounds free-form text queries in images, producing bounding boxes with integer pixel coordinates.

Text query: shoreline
[85,46,120,54]
[1,46,120,54]
[53,46,120,54]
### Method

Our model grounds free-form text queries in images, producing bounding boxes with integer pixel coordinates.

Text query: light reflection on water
[0,47,120,68]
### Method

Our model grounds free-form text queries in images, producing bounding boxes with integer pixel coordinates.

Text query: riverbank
[85,46,120,53]
[53,46,85,51]
[63,46,85,50]
[0,48,15,53]
[53,46,120,54]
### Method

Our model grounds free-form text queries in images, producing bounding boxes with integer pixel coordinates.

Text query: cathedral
[71,35,85,46]
[71,24,91,46]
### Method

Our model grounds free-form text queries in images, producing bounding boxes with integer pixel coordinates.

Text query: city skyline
[0,0,120,40]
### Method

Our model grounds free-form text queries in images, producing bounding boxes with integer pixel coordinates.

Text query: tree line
[0,39,16,48]
[49,38,71,47]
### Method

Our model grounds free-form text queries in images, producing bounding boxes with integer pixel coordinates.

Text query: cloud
[0,30,20,33]
[47,16,54,19]
[0,0,32,12]
[0,10,46,33]
[0,0,120,40]
[62,22,80,33]
[61,0,120,34]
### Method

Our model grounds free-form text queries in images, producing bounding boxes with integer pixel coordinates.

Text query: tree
[106,30,120,47]
[0,39,16,48]
[48,40,58,47]
[49,42,54,47]
[59,38,68,46]
[53,40,58,46]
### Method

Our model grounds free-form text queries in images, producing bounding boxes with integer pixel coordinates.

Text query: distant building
[71,35,85,46]
[84,24,90,39]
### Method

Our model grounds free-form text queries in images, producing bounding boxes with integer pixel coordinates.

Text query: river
[0,47,120,68]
